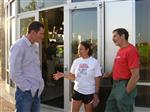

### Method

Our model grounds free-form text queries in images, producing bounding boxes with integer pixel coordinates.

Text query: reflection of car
[136,42,150,63]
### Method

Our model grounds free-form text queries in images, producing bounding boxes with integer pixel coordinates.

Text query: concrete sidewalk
[0,79,15,112]
[1,79,148,112]
[0,96,63,112]
[0,79,64,112]
[0,96,15,112]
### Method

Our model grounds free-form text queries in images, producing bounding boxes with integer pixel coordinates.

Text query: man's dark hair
[27,21,44,34]
[113,28,129,40]
[80,41,93,56]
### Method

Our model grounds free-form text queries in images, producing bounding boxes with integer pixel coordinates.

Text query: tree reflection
[20,0,36,13]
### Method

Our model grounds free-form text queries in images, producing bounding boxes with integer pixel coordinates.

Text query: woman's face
[78,44,89,58]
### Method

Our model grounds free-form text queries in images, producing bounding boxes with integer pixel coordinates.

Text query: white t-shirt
[70,56,102,95]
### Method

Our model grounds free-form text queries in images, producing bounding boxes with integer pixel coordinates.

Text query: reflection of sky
[44,0,64,8]
[20,0,32,9]
[72,0,96,2]
[20,0,64,10]
[136,1,150,43]
[72,8,97,41]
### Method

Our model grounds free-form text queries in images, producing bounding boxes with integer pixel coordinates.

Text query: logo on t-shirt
[116,55,121,59]
[78,63,89,76]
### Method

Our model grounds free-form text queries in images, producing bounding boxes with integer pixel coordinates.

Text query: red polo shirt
[113,44,140,80]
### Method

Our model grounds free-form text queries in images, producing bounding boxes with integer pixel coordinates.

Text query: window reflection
[39,0,64,9]
[18,0,36,13]
[136,0,150,82]
[20,17,35,37]
[135,0,150,108]
[135,86,150,107]
[72,0,96,2]
[71,8,97,60]
[18,0,64,13]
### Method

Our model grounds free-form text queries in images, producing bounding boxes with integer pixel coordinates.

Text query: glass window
[36,0,64,9]
[20,17,35,36]
[71,8,97,60]
[10,18,16,45]
[10,1,15,16]
[136,0,150,82]
[135,86,150,107]
[18,0,36,13]
[40,8,64,107]
[18,0,64,13]
[72,0,96,2]
[135,0,150,108]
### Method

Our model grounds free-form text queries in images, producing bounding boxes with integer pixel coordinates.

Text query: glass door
[39,8,64,109]
[64,1,104,111]
[135,0,150,110]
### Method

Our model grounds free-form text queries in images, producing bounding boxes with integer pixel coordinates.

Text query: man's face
[33,27,44,43]
[112,31,123,46]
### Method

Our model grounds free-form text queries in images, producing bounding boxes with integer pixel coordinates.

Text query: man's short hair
[113,28,129,40]
[27,21,44,34]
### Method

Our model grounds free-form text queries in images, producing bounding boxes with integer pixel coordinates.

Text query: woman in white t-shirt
[53,41,102,112]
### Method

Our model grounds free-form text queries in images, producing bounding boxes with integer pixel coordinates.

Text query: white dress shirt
[9,36,44,97]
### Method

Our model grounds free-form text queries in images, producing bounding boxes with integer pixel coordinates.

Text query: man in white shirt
[10,21,44,112]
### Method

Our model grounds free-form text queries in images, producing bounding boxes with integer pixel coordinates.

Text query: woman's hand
[53,71,64,80]
[93,94,100,107]
[102,72,112,78]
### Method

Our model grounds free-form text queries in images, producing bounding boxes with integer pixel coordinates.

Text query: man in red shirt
[104,28,140,112]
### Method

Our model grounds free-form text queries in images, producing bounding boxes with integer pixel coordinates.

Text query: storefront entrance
[39,8,64,108]
[5,0,150,111]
